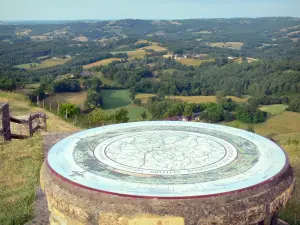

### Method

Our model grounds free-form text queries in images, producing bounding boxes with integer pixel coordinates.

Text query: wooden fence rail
[0,103,47,141]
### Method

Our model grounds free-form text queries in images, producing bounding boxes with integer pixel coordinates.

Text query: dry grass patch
[141,45,167,52]
[15,58,71,70]
[136,93,156,104]
[178,58,214,66]
[207,42,244,50]
[44,91,88,111]
[127,50,146,59]
[73,36,88,42]
[83,58,123,69]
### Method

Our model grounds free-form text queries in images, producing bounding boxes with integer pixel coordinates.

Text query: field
[141,45,168,52]
[94,72,121,86]
[14,58,71,70]
[259,104,288,116]
[170,95,248,103]
[73,36,88,42]
[101,89,149,121]
[136,93,156,104]
[112,50,146,59]
[207,42,244,50]
[178,58,214,66]
[127,50,146,59]
[83,58,123,69]
[222,111,300,142]
[44,91,88,111]
[193,30,212,34]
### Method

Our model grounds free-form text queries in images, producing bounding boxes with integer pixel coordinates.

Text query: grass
[83,58,123,69]
[169,95,248,104]
[101,89,132,110]
[0,135,44,225]
[222,111,300,142]
[178,58,215,66]
[101,89,149,121]
[279,143,300,225]
[94,72,121,86]
[207,42,244,50]
[141,45,168,52]
[127,50,146,59]
[259,104,288,116]
[112,50,146,59]
[44,91,88,111]
[14,58,71,70]
[0,92,78,225]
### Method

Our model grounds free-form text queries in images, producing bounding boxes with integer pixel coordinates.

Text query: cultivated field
[207,42,244,50]
[170,95,248,103]
[178,58,214,66]
[111,50,146,59]
[14,57,71,70]
[44,91,88,111]
[83,58,123,69]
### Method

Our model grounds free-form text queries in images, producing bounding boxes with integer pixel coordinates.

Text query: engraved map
[47,121,287,198]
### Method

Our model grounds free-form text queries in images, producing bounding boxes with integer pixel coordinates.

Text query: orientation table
[41,121,295,225]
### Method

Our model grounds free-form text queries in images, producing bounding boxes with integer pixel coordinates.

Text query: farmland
[83,58,123,69]
[14,57,71,70]
[259,104,288,116]
[101,89,149,121]
[44,91,88,111]
[73,36,88,42]
[169,95,248,103]
[178,58,215,66]
[206,42,244,50]
[222,111,300,142]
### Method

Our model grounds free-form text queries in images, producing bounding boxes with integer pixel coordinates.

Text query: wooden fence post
[43,113,47,132]
[1,103,11,141]
[57,103,60,115]
[49,103,52,112]
[28,115,33,137]
[37,96,40,106]
[43,100,45,109]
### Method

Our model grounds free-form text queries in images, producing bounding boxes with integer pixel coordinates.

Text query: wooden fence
[0,103,47,141]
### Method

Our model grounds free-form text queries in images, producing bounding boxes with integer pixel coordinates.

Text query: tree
[84,90,103,112]
[235,104,267,124]
[216,91,226,104]
[88,108,108,125]
[129,88,136,101]
[133,99,142,106]
[0,77,16,91]
[183,104,193,117]
[288,98,300,112]
[113,108,129,123]
[59,103,80,118]
[139,111,147,120]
